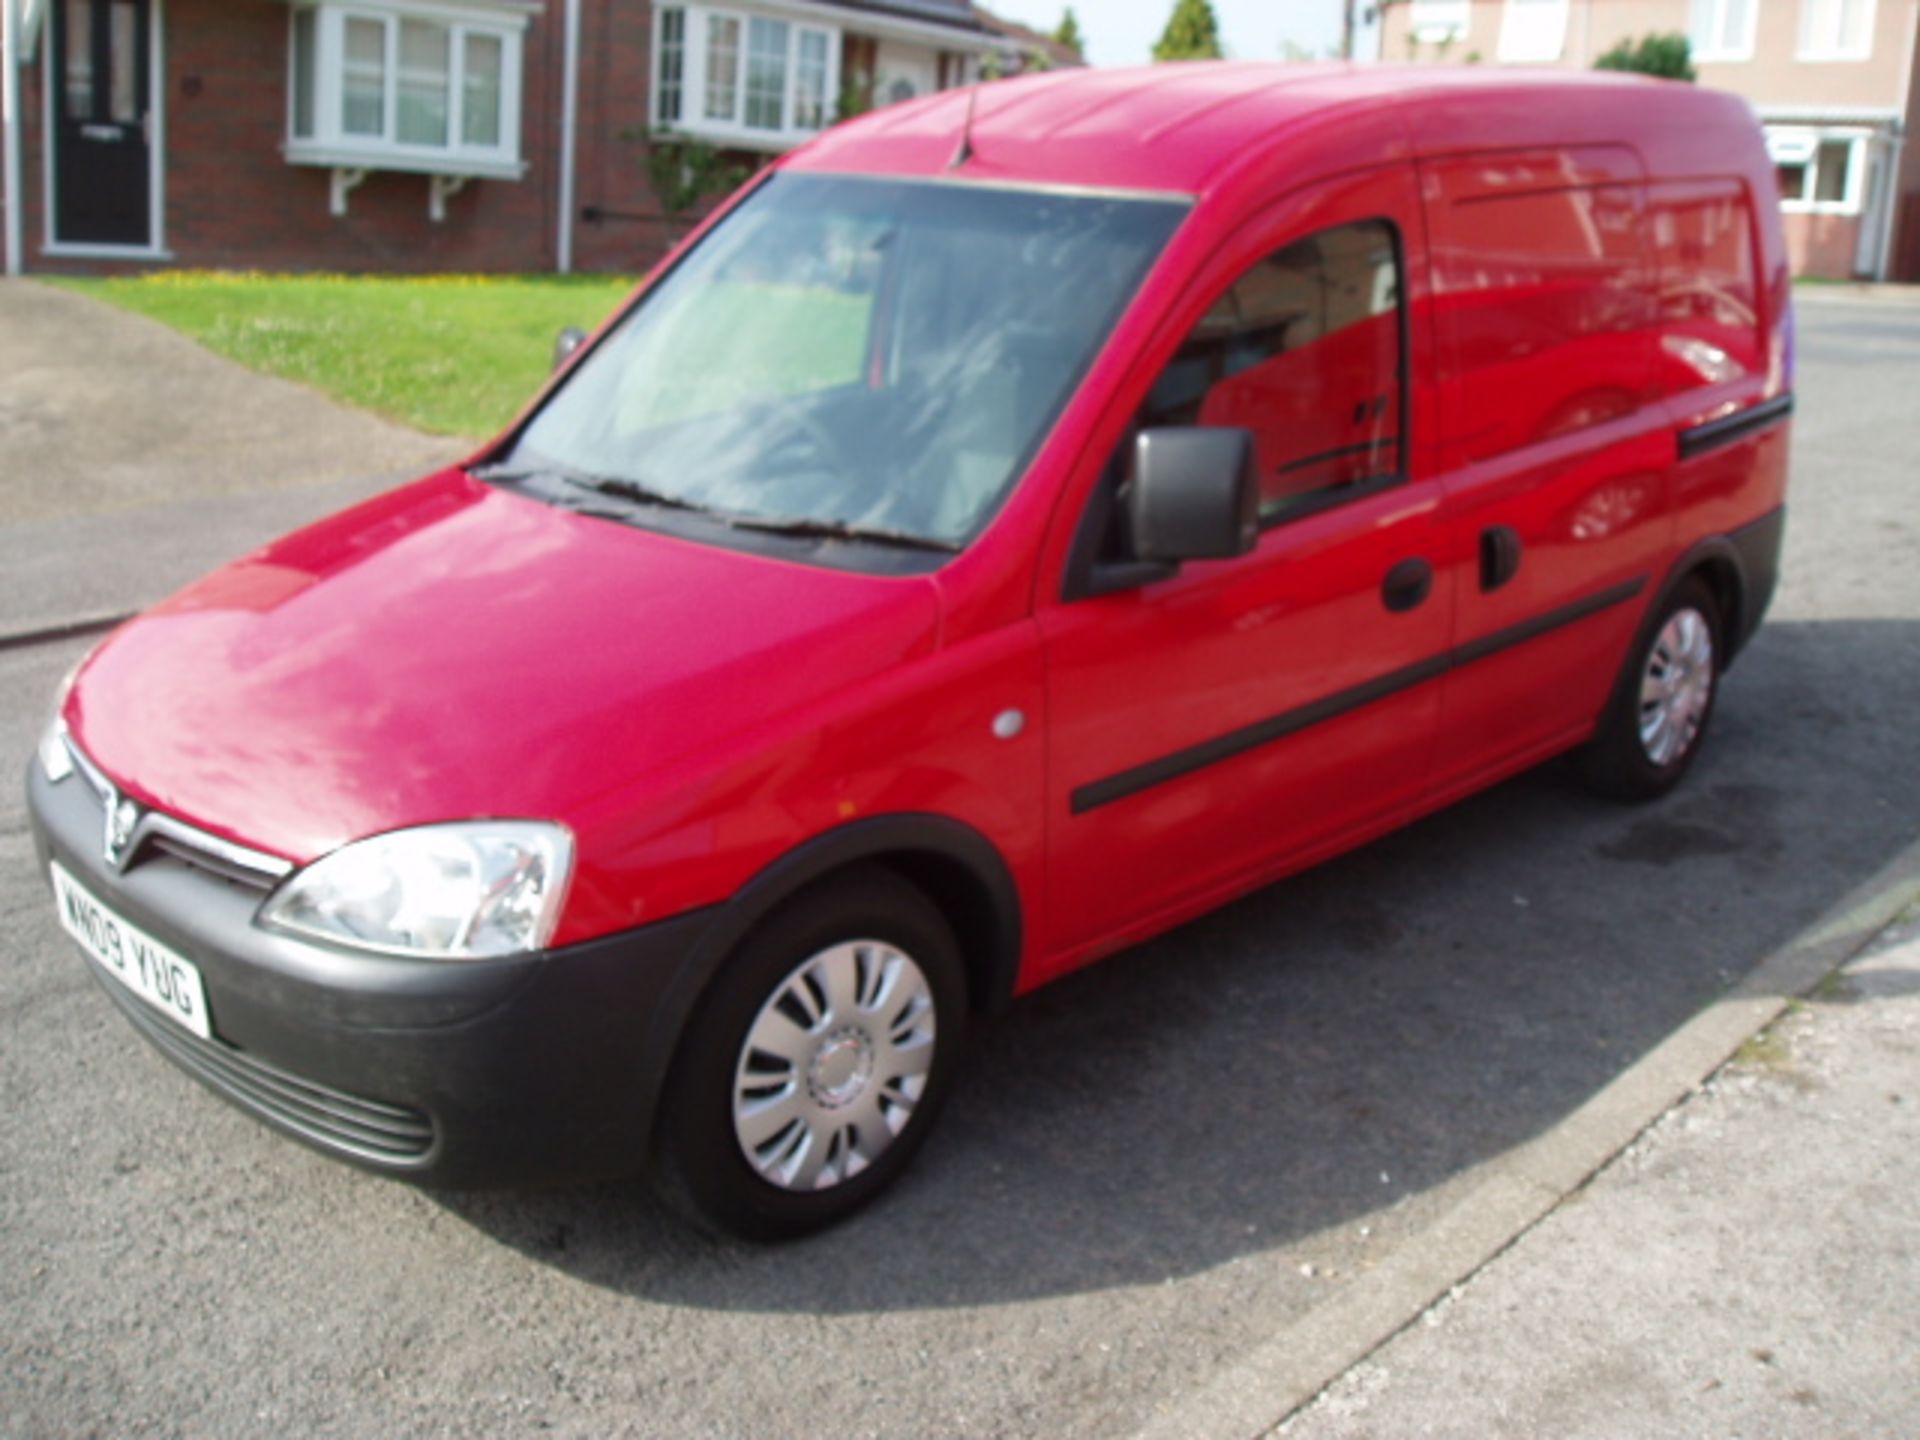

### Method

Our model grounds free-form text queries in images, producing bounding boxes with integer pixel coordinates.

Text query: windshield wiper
[724,514,960,554]
[473,460,714,516]
[474,462,957,553]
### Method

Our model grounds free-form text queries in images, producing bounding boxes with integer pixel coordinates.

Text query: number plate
[51,862,212,1040]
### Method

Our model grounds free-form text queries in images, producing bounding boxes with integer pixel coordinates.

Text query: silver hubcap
[1638,607,1714,768]
[732,941,937,1191]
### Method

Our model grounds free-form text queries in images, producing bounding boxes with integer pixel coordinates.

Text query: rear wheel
[654,868,967,1241]
[1577,577,1721,801]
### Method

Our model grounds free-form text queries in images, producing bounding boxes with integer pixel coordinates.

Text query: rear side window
[1423,148,1657,461]
[1646,180,1765,394]
[1140,219,1404,524]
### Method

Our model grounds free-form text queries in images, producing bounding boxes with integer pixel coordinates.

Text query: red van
[29,65,1791,1239]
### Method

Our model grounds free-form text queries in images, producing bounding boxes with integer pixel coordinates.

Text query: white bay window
[654,4,840,150]
[287,2,528,182]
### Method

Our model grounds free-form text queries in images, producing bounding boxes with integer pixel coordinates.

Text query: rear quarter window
[1645,180,1766,396]
[1422,148,1658,461]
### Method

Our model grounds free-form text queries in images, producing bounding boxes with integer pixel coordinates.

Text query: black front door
[52,0,152,247]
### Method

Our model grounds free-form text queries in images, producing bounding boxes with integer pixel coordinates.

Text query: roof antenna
[947,83,979,170]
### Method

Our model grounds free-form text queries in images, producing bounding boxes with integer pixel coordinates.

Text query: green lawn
[48,272,637,439]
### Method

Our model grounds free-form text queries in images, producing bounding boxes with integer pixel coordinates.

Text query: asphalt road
[3,295,1917,1437]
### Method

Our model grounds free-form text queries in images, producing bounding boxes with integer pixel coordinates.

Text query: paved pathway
[1276,910,1920,1439]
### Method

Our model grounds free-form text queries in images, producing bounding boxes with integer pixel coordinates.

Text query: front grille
[100,975,436,1165]
[58,730,291,892]
[147,832,280,892]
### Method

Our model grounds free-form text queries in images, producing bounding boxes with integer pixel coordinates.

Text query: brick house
[1378,0,1920,280]
[0,0,1034,275]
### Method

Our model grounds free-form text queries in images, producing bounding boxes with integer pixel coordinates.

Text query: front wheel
[1577,577,1721,801]
[653,868,967,1241]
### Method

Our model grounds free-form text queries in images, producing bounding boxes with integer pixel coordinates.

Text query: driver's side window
[1142,219,1405,524]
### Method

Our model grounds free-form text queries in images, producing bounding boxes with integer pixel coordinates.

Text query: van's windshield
[499,173,1187,560]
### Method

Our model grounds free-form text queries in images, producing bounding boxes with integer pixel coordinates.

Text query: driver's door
[1036,166,1450,976]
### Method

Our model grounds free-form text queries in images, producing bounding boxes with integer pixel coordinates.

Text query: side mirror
[1128,426,1260,563]
[552,326,588,372]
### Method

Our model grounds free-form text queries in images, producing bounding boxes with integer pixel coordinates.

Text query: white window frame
[1408,0,1469,42]
[653,2,840,149]
[1497,0,1569,61]
[1690,0,1757,61]
[1769,127,1868,213]
[1797,0,1877,60]
[285,1,529,179]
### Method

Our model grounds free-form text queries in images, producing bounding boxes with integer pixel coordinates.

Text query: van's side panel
[1419,146,1676,793]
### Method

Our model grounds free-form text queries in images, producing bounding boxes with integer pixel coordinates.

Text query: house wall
[1700,0,1913,106]
[20,0,586,273]
[570,0,687,272]
[1380,0,1920,280]
[14,0,992,277]
[1783,207,1863,271]
[1384,0,1914,94]
[1899,4,1920,277]
[12,0,781,276]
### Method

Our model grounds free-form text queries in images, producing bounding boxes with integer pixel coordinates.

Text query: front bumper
[27,757,717,1188]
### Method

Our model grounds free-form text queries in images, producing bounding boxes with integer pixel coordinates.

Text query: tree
[1054,7,1084,59]
[1593,33,1697,81]
[1153,0,1224,61]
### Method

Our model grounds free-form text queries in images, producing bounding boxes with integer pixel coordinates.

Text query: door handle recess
[1382,557,1433,613]
[1480,526,1522,592]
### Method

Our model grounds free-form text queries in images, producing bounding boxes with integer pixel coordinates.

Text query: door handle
[1381,557,1433,613]
[1480,525,1522,592]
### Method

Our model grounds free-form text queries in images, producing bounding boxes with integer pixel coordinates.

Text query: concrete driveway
[1,282,1916,1437]
[0,281,463,640]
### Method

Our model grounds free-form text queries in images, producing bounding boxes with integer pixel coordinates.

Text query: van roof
[786,63,1758,200]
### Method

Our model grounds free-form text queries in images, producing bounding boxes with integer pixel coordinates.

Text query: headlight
[37,657,86,783]
[38,719,75,784]
[257,822,574,959]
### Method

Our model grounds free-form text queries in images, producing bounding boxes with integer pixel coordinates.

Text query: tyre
[1577,576,1721,801]
[653,867,967,1241]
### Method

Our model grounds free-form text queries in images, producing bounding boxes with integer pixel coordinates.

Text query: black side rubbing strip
[1069,654,1450,814]
[1069,575,1649,815]
[1452,576,1645,666]
[1676,394,1793,461]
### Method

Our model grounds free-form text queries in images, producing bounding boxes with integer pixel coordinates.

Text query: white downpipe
[1874,131,1904,282]
[4,0,23,276]
[556,0,580,274]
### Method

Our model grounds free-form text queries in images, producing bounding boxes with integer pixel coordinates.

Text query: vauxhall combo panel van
[30,65,1791,1238]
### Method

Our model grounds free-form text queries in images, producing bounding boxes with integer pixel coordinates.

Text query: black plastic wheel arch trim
[1643,505,1784,668]
[1676,394,1793,461]
[628,813,1025,1159]
[1070,575,1649,815]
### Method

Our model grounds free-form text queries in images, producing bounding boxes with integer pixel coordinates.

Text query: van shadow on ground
[438,616,1919,1314]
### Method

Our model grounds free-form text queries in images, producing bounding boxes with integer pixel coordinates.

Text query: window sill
[42,243,175,262]
[285,140,527,181]
[1794,50,1874,62]
[1694,49,1755,63]
[1781,202,1862,216]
